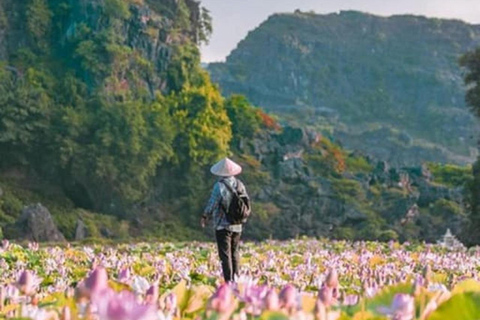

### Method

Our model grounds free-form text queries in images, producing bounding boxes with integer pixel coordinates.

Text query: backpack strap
[220,178,237,196]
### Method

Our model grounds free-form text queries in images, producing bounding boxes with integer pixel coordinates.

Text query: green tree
[169,74,232,167]
[224,95,262,147]
[0,67,53,165]
[56,94,175,214]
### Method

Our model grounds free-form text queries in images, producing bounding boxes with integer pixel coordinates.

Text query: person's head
[210,157,242,178]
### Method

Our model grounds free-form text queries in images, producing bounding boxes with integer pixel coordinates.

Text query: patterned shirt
[203,176,246,232]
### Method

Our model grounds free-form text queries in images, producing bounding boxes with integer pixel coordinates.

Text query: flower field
[1,239,480,320]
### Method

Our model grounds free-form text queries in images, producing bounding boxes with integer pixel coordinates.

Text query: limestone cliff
[209,11,480,166]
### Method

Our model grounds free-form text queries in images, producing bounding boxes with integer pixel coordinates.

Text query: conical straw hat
[210,157,242,177]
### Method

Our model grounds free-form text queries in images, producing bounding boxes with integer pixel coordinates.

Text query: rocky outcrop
[0,0,204,94]
[75,219,88,241]
[13,204,65,242]
[209,11,480,166]
[242,125,467,242]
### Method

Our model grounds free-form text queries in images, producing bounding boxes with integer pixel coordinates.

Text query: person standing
[201,157,250,283]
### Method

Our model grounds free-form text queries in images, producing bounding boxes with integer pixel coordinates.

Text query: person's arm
[201,182,221,227]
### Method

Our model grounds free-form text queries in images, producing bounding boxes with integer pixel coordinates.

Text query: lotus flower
[163,292,177,315]
[145,284,159,304]
[342,294,358,306]
[96,289,157,320]
[1,239,9,250]
[279,284,298,312]
[117,267,131,283]
[264,288,280,311]
[325,269,339,288]
[378,294,415,320]
[20,304,55,320]
[314,299,341,320]
[16,270,42,296]
[318,285,334,307]
[61,306,71,320]
[132,276,150,295]
[76,266,109,300]
[208,283,235,314]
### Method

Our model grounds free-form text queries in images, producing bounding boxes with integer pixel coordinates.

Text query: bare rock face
[75,219,88,241]
[15,204,65,242]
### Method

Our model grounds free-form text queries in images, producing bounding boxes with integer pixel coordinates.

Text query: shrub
[427,162,472,187]
[379,229,399,241]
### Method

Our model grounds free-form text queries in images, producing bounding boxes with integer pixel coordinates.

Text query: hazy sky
[199,0,480,62]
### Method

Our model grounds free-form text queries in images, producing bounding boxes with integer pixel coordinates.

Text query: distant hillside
[208,10,480,166]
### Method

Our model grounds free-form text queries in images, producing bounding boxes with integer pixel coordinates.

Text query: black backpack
[220,179,251,224]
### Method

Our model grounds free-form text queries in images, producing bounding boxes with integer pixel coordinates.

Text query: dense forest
[0,1,477,244]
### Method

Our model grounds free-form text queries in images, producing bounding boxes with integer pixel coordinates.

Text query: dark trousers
[215,229,241,282]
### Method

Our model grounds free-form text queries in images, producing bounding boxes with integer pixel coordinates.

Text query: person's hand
[201,216,207,228]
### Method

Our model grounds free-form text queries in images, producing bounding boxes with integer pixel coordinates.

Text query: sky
[199,0,480,63]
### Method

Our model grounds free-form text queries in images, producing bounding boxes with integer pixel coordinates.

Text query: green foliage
[104,0,131,20]
[460,49,480,245]
[345,155,373,173]
[427,292,480,320]
[167,44,204,92]
[460,48,480,118]
[0,0,232,237]
[169,75,231,166]
[26,0,52,50]
[378,229,399,241]
[0,3,7,29]
[431,198,463,217]
[199,7,213,45]
[427,162,472,187]
[57,95,175,210]
[0,67,53,164]
[332,178,365,201]
[225,95,262,146]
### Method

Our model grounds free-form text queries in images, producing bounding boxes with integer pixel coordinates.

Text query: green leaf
[427,292,480,320]
[258,311,289,320]
[184,285,213,314]
[343,282,412,316]
[172,279,190,312]
[451,279,480,294]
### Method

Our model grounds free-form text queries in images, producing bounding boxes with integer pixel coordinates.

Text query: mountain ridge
[209,10,480,166]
